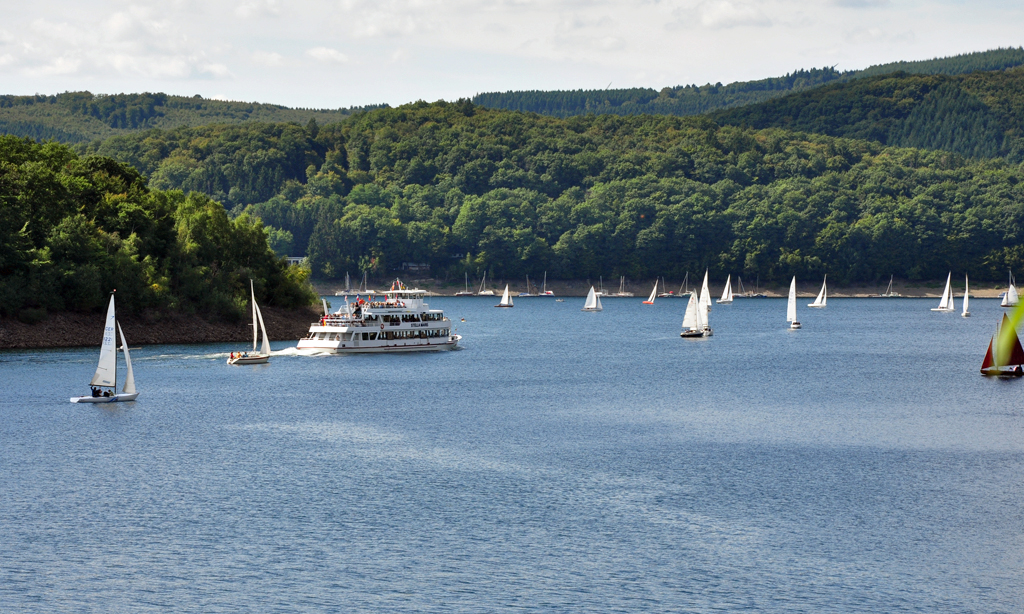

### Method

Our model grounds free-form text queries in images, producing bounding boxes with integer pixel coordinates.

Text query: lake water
[2,296,1023,612]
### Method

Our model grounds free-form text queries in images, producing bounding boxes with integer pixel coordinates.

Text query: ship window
[386,331,393,340]
[317,333,326,340]
[362,333,369,340]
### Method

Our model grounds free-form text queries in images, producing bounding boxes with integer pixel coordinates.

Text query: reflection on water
[1,297,1023,612]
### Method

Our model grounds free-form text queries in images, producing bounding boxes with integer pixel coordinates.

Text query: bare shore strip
[315,279,1010,299]
[0,305,322,350]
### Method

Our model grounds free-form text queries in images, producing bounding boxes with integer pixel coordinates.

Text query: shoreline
[313,279,1012,299]
[0,305,322,350]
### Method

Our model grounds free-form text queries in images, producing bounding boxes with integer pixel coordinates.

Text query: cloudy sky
[1,0,1021,108]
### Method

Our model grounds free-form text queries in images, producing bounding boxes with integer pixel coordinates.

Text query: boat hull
[70,393,139,403]
[807,304,825,308]
[227,355,270,365]
[296,336,460,354]
[931,308,955,312]
[790,322,802,329]
[680,329,712,338]
[981,366,1024,377]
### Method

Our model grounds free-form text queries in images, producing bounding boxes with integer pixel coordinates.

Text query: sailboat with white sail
[962,275,971,317]
[787,277,801,329]
[931,272,955,312]
[680,280,712,337]
[228,280,271,364]
[658,277,675,297]
[582,286,603,311]
[642,280,658,304]
[808,275,827,308]
[496,284,514,307]
[699,270,712,313]
[717,274,733,304]
[1001,271,1018,307]
[477,272,495,296]
[70,293,139,403]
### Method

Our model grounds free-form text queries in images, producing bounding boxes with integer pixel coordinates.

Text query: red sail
[1005,314,1024,367]
[981,338,995,370]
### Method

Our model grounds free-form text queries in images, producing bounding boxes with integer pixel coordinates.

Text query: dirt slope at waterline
[0,306,321,350]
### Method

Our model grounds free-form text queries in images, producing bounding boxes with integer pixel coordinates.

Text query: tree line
[75,100,1024,286]
[0,136,315,322]
[472,47,1024,119]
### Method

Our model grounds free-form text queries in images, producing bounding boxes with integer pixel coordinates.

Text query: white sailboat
[808,275,827,308]
[582,286,603,311]
[496,284,514,307]
[612,275,634,297]
[478,272,495,296]
[787,276,801,329]
[678,272,690,297]
[931,272,955,312]
[717,274,733,304]
[455,272,474,296]
[680,281,712,337]
[70,293,139,403]
[540,271,554,296]
[1001,271,1018,307]
[229,280,271,364]
[880,275,901,298]
[700,270,712,313]
[962,274,971,317]
[642,280,658,304]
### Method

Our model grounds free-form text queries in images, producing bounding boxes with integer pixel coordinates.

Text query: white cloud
[306,46,350,63]
[252,51,285,66]
[236,0,280,18]
[695,1,771,29]
[0,0,1019,108]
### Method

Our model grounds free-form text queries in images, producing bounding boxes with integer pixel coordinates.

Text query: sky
[1,0,1022,109]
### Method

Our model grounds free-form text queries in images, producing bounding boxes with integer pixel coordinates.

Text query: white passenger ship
[297,280,460,353]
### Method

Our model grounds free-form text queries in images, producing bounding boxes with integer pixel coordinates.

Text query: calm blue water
[2,297,1024,612]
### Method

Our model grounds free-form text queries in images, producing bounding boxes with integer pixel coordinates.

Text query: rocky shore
[0,305,322,350]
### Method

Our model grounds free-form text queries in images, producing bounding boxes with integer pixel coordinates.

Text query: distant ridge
[471,47,1024,119]
[0,91,388,144]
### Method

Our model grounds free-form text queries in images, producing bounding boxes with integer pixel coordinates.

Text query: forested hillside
[0,136,315,321]
[472,47,1024,118]
[0,91,384,144]
[710,67,1024,161]
[82,101,1024,285]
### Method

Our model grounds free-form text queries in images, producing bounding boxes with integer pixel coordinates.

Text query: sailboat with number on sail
[717,274,733,304]
[228,280,271,364]
[70,293,138,403]
[582,286,603,311]
[787,277,801,329]
[642,280,658,304]
[496,284,514,307]
[981,314,1024,376]
[931,272,955,312]
[808,275,827,308]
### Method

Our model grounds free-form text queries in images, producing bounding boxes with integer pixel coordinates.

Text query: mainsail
[809,276,827,307]
[90,295,117,388]
[787,277,798,323]
[718,274,733,303]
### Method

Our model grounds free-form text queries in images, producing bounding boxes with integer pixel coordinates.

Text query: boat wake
[272,347,336,357]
